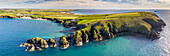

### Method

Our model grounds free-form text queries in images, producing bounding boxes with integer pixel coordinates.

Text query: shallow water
[0,9,170,56]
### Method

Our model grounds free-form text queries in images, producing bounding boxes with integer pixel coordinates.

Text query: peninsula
[0,9,166,51]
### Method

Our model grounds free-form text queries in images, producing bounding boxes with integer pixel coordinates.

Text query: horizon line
[0,7,170,10]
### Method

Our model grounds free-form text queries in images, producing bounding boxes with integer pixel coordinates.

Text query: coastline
[22,17,48,21]
[0,10,166,51]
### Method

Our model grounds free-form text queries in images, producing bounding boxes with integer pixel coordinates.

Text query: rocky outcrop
[149,30,161,40]
[47,38,57,47]
[142,19,166,31]
[27,37,48,48]
[58,35,69,49]
[73,31,83,46]
[29,44,35,51]
[21,37,58,51]
[66,34,71,42]
[0,15,17,18]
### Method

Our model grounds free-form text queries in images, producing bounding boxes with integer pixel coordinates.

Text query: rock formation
[73,31,83,46]
[47,38,57,47]
[20,11,166,51]
[58,35,70,49]
[21,37,58,51]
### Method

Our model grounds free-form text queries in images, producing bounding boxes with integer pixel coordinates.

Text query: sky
[0,0,170,9]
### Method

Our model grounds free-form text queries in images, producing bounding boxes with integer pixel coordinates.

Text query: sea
[0,9,169,56]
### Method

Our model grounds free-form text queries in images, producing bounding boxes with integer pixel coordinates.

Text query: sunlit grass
[106,12,141,18]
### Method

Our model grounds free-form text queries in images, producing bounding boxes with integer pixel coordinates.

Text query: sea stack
[58,35,70,49]
[73,31,83,46]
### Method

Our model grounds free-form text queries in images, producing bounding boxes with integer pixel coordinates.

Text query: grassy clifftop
[69,11,166,46]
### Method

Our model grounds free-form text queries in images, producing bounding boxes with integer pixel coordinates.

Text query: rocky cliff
[61,11,166,46]
[20,11,166,51]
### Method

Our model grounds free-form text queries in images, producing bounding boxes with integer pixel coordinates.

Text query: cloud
[0,0,169,9]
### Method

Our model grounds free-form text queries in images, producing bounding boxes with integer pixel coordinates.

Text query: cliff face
[19,11,165,50]
[0,15,18,18]
[63,12,166,46]
[73,31,83,46]
[58,35,70,49]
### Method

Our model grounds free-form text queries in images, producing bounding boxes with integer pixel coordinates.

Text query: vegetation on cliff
[58,35,70,49]
[64,11,166,46]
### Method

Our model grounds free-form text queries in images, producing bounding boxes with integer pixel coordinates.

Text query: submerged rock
[58,35,69,49]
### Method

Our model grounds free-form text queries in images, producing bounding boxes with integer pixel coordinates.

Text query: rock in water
[27,37,49,48]
[47,38,57,47]
[19,44,23,47]
[29,44,35,52]
[58,35,70,49]
[73,31,83,46]
[43,40,48,48]
[66,34,72,42]
[22,37,51,51]
[36,47,43,51]
[23,43,31,47]
[149,30,161,40]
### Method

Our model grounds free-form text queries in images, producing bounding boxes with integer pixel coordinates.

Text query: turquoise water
[0,10,170,56]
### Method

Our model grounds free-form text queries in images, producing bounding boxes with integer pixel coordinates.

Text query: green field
[0,9,161,32]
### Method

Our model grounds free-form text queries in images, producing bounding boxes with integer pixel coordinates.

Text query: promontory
[0,9,166,51]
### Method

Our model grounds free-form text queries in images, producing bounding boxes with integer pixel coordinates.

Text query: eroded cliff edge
[60,11,166,47]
